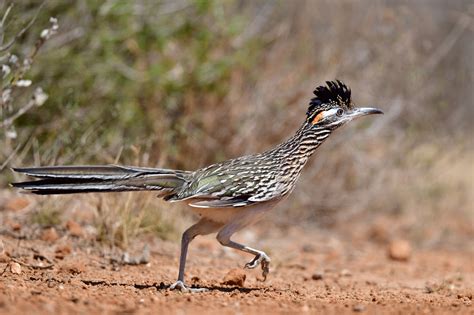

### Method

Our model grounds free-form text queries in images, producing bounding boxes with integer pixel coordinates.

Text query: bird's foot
[244,252,271,281]
[169,280,208,293]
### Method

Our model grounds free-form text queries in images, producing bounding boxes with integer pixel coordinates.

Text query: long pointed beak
[349,107,384,119]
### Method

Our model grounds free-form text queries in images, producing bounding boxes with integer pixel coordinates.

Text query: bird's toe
[169,280,208,293]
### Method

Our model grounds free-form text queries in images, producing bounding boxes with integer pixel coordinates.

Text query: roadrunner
[12,80,382,292]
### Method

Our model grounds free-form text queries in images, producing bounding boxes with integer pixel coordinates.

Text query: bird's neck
[273,122,332,164]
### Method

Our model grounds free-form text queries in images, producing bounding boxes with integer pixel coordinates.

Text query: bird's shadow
[80,280,267,293]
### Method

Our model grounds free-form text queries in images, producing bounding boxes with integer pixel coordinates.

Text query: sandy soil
[0,220,472,315]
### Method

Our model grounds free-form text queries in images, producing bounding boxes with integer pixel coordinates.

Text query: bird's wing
[185,171,258,208]
[177,157,288,208]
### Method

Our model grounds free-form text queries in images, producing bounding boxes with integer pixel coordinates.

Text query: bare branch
[0,88,48,128]
[0,1,46,52]
[0,139,22,170]
[0,4,13,46]
[0,4,12,28]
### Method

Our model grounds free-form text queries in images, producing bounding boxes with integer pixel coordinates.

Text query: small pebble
[222,268,246,287]
[5,198,30,211]
[60,262,85,275]
[388,240,412,261]
[66,220,83,237]
[9,222,21,231]
[0,254,9,263]
[55,244,72,259]
[41,227,59,242]
[353,304,365,312]
[10,262,21,275]
[340,269,352,277]
[312,271,324,280]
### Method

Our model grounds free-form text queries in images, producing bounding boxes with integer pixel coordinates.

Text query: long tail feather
[11,165,189,196]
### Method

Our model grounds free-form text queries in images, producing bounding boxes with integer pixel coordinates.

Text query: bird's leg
[217,227,271,281]
[169,219,221,293]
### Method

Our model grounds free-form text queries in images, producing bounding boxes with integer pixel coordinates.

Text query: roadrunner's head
[306,80,383,130]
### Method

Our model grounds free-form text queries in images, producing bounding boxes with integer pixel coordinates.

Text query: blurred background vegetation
[0,0,472,249]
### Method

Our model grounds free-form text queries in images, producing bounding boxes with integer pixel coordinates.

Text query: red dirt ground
[0,221,472,315]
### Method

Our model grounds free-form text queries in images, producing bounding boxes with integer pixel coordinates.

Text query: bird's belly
[190,207,243,224]
[188,198,282,226]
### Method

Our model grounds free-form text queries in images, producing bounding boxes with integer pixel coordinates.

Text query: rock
[41,227,59,242]
[312,271,324,280]
[66,220,83,237]
[0,238,4,254]
[388,239,411,261]
[222,268,246,287]
[5,198,30,211]
[340,269,352,277]
[10,262,21,274]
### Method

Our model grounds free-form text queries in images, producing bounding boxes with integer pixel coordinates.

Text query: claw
[243,252,271,281]
[244,256,259,269]
[260,259,270,281]
[169,280,208,293]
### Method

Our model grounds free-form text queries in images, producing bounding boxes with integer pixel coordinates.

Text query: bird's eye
[336,108,344,116]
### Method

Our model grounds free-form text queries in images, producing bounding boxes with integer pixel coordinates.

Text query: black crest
[306,80,352,118]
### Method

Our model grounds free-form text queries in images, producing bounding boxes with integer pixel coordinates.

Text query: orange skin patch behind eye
[312,112,324,125]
